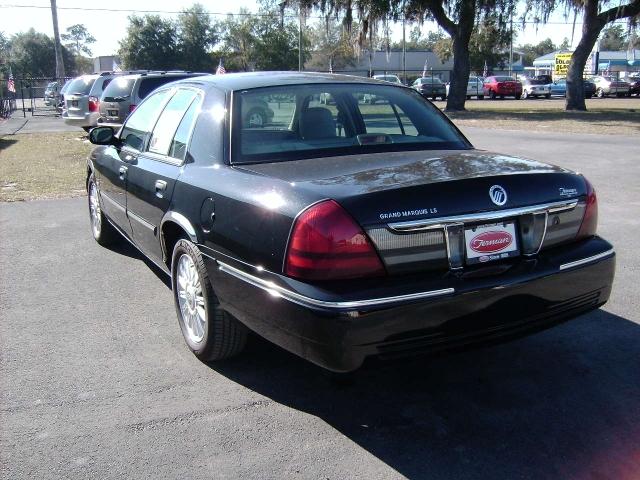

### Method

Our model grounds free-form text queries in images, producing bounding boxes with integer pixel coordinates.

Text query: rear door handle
[119,166,128,180]
[155,180,167,198]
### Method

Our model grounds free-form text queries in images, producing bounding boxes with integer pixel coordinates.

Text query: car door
[125,88,201,265]
[94,89,172,238]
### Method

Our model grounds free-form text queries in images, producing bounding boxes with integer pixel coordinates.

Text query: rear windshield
[376,76,401,83]
[493,76,516,82]
[526,79,546,85]
[66,76,97,96]
[233,83,470,164]
[138,76,191,99]
[101,77,135,101]
[422,78,443,84]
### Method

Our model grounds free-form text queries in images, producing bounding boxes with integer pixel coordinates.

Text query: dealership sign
[554,53,573,76]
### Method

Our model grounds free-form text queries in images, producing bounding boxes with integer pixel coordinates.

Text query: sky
[0,0,623,57]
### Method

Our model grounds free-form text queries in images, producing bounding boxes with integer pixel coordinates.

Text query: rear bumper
[205,237,615,372]
[63,111,100,128]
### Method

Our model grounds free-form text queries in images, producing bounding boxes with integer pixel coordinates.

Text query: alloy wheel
[89,182,101,238]
[176,253,206,344]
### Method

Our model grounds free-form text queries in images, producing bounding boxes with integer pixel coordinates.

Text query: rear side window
[120,90,171,151]
[148,89,198,156]
[66,76,96,95]
[169,98,200,160]
[138,76,191,99]
[102,77,135,101]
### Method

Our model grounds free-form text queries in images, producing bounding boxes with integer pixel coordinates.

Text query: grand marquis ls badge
[489,185,508,206]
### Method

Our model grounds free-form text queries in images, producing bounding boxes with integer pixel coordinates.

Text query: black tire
[478,95,484,100]
[466,95,471,100]
[545,94,551,99]
[171,239,247,361]
[442,95,447,101]
[87,175,119,246]
[489,90,496,99]
[82,126,92,133]
[431,96,436,100]
[515,94,522,100]
[585,94,593,99]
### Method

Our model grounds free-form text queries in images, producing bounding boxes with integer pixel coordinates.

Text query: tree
[61,24,96,56]
[6,29,75,77]
[176,4,218,72]
[50,0,65,80]
[304,18,357,70]
[118,15,179,70]
[518,38,557,66]
[408,0,517,111]
[528,0,640,110]
[599,24,627,50]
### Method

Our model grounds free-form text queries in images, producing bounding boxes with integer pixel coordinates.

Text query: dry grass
[444,97,640,135]
[0,132,92,202]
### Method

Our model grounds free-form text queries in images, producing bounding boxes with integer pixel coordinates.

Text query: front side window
[233,83,469,163]
[120,89,171,151]
[148,89,198,156]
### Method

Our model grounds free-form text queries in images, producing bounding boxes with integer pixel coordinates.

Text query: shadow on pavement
[106,238,171,288]
[210,309,640,479]
[0,137,18,151]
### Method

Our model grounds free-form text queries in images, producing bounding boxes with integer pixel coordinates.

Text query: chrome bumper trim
[216,260,455,311]
[559,249,615,271]
[388,200,579,232]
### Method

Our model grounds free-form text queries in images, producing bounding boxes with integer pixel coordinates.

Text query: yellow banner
[554,53,573,76]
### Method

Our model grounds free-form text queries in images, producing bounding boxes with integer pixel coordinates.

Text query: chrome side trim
[216,260,455,310]
[388,200,579,232]
[559,249,615,271]
[100,191,125,213]
[128,209,156,232]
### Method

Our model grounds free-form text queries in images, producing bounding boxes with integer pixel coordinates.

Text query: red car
[629,78,640,96]
[483,76,523,99]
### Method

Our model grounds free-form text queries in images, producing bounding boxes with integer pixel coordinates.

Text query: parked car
[445,76,484,99]
[412,77,447,100]
[483,76,522,99]
[98,71,210,128]
[86,72,615,372]
[627,77,640,96]
[520,77,551,99]
[53,79,72,113]
[363,74,404,103]
[549,79,596,98]
[591,76,630,97]
[44,81,61,106]
[63,73,119,131]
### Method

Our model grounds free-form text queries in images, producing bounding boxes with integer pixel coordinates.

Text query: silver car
[63,73,117,131]
[592,76,630,98]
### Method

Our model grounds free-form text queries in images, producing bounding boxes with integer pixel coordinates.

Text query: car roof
[184,71,401,92]
[113,71,211,81]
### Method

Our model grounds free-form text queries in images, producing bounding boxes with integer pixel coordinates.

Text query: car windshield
[233,83,470,164]
[376,76,401,83]
[67,76,97,95]
[421,78,443,84]
[101,77,135,101]
[526,79,547,85]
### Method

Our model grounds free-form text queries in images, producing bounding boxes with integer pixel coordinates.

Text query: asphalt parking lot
[1,127,639,479]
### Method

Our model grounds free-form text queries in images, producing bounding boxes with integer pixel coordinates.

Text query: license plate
[464,222,519,265]
[108,110,118,116]
[71,100,78,107]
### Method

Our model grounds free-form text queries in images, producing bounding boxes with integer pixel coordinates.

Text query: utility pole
[508,10,513,77]
[402,0,406,84]
[50,0,65,81]
[298,6,303,72]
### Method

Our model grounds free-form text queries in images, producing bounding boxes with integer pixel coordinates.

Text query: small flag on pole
[216,59,226,75]
[483,60,488,78]
[7,67,16,93]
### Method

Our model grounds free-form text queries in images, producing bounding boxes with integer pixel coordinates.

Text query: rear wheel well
[162,222,189,269]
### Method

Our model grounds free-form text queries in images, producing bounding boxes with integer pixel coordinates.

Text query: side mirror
[89,126,116,145]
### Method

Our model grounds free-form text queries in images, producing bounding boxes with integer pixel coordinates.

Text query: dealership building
[532,49,640,78]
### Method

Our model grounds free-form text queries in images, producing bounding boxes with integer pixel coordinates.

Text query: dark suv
[98,71,210,128]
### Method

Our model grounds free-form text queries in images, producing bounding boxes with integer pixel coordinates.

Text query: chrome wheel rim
[176,253,206,343]
[89,182,101,237]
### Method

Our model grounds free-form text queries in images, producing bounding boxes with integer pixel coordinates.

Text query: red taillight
[129,104,137,113]
[576,177,598,240]
[284,200,385,281]
[88,96,99,112]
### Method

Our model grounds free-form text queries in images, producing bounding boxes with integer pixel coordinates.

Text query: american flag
[7,68,16,93]
[483,60,488,78]
[216,59,226,75]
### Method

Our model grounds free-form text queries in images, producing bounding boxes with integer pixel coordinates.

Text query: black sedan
[86,73,615,372]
